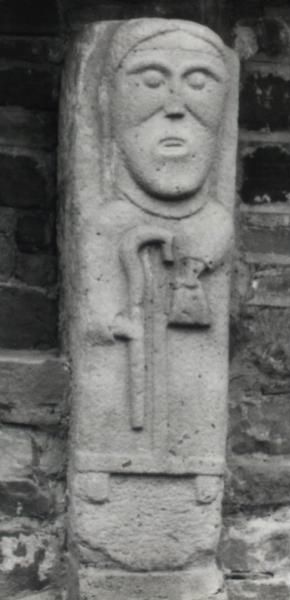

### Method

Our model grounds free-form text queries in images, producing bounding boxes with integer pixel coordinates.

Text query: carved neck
[115,165,210,220]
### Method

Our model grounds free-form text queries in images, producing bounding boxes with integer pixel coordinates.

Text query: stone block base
[69,564,227,600]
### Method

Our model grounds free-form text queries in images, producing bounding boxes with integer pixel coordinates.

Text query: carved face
[111,31,229,200]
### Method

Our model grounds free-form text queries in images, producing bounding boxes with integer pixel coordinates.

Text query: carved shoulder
[180,199,234,269]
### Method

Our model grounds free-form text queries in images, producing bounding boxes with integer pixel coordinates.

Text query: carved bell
[169,256,211,327]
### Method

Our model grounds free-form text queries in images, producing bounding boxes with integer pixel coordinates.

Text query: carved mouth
[158,137,188,156]
[160,137,185,147]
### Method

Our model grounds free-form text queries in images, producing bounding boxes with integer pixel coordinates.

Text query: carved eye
[186,71,208,90]
[141,69,165,89]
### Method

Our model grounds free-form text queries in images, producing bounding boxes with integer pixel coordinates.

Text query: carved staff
[120,225,174,430]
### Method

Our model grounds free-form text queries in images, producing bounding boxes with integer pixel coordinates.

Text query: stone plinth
[59,18,239,600]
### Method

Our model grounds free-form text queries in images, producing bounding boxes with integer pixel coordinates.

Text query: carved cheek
[114,78,167,128]
[185,82,226,130]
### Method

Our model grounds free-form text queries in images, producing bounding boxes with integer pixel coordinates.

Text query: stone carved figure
[110,24,230,212]
[99,22,235,433]
[61,18,239,600]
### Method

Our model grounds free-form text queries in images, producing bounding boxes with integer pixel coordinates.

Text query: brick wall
[0,1,289,598]
[0,3,68,599]
[223,3,290,598]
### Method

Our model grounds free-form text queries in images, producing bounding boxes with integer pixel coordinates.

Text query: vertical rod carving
[119,225,174,429]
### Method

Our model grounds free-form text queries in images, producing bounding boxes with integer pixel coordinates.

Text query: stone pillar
[59,19,239,600]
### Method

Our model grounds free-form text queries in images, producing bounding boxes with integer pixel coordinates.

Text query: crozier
[60,19,239,600]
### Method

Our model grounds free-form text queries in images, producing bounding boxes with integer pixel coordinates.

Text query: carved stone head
[104,21,229,211]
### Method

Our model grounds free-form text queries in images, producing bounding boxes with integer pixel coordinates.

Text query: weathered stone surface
[37,436,67,481]
[230,392,290,455]
[61,17,239,599]
[241,207,290,257]
[0,352,68,427]
[227,578,290,600]
[0,427,64,519]
[72,475,224,570]
[221,507,290,576]
[62,18,238,468]
[0,480,53,519]
[0,428,33,480]
[74,564,227,600]
[0,523,62,597]
[223,257,290,311]
[224,456,290,511]
[73,473,110,504]
[229,308,290,381]
[247,265,290,307]
[242,227,290,256]
[13,592,57,600]
[0,151,54,210]
[0,286,57,349]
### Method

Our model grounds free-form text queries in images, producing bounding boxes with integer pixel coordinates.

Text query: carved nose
[164,91,185,118]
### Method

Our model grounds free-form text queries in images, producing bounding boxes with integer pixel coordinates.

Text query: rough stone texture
[224,18,290,593]
[224,456,290,512]
[0,519,65,597]
[228,307,290,454]
[227,579,290,600]
[0,5,63,600]
[0,426,66,518]
[0,150,55,210]
[72,475,224,570]
[0,428,34,481]
[61,18,239,599]
[12,593,58,600]
[230,391,290,454]
[240,207,290,256]
[1,1,289,599]
[0,286,57,349]
[221,507,290,576]
[0,352,69,427]
[73,565,227,600]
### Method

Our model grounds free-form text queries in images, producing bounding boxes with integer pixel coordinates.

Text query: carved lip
[159,137,186,147]
[158,137,188,156]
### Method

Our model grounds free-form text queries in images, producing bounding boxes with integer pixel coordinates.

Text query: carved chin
[134,170,206,200]
[119,147,211,200]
